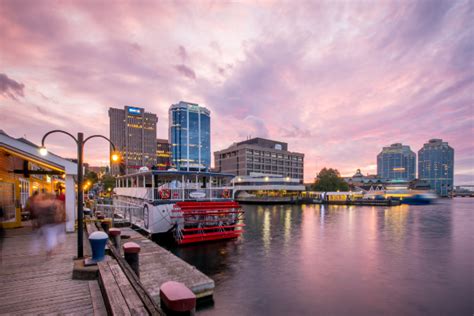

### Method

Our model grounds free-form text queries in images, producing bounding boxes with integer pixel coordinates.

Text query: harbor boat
[112,170,244,245]
[399,193,438,205]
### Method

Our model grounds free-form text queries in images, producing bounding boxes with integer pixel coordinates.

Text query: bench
[98,259,149,315]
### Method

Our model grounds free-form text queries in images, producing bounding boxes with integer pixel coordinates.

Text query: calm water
[169,199,473,315]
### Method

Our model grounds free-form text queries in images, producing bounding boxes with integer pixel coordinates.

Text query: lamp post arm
[41,130,78,147]
[83,135,116,151]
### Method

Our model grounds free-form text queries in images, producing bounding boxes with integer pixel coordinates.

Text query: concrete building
[418,139,454,197]
[169,101,210,171]
[109,106,158,175]
[377,143,416,181]
[214,137,304,182]
[156,138,171,170]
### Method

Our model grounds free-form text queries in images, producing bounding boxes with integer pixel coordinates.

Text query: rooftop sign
[128,107,142,115]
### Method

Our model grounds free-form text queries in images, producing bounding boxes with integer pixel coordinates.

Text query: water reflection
[167,200,473,316]
[262,208,271,252]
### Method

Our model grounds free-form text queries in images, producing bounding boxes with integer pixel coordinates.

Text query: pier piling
[123,241,141,277]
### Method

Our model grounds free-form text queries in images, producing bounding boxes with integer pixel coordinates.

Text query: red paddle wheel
[171,201,245,245]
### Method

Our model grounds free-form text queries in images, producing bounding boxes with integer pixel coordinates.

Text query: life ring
[159,189,171,199]
[222,189,231,199]
[143,204,149,229]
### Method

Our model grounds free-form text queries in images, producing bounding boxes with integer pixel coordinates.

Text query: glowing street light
[40,130,119,259]
[39,147,48,156]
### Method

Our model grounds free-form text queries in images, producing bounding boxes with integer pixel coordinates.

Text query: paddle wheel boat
[112,170,244,244]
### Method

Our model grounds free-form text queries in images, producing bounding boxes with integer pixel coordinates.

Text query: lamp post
[40,130,119,259]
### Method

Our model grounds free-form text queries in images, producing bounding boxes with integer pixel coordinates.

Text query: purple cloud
[0,0,472,183]
[174,64,196,80]
[0,73,25,100]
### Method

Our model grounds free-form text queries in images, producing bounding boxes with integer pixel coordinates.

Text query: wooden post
[123,242,141,277]
[109,228,121,254]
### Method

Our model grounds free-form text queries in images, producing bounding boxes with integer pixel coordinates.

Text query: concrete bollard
[160,281,196,315]
[109,228,121,254]
[84,231,108,266]
[123,242,141,277]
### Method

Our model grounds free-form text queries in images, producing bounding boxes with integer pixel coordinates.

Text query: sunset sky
[1,0,473,183]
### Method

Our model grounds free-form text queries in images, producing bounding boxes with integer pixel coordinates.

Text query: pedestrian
[32,193,66,256]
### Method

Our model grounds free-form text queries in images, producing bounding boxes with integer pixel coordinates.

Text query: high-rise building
[169,101,210,171]
[109,106,157,175]
[156,138,171,170]
[418,139,454,197]
[377,143,416,180]
[214,137,304,182]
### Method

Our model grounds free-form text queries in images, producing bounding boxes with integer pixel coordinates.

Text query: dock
[114,227,215,301]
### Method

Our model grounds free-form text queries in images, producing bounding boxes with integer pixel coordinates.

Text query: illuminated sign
[128,107,142,115]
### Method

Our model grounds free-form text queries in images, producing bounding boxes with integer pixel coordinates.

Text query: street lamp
[40,130,118,259]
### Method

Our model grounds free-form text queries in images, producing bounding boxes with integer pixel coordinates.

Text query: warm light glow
[264,177,269,181]
[107,187,112,191]
[111,153,120,162]
[39,147,48,156]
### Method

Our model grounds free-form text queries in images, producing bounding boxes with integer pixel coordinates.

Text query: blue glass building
[418,139,454,197]
[377,143,416,180]
[169,101,211,171]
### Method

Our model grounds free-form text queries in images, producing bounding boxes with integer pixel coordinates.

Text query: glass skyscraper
[169,101,211,171]
[377,143,416,180]
[418,139,454,197]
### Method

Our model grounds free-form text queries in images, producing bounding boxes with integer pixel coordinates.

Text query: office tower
[418,139,454,196]
[377,143,416,180]
[214,137,305,182]
[169,101,210,171]
[109,106,157,175]
[156,138,171,170]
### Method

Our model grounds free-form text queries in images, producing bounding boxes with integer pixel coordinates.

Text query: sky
[0,0,473,184]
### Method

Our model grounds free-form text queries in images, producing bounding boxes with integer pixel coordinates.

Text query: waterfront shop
[0,130,77,231]
[232,173,305,203]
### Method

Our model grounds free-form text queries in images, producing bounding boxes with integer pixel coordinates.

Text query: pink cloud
[0,0,472,184]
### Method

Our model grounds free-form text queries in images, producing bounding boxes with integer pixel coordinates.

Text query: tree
[101,174,116,192]
[313,168,349,192]
[85,171,98,185]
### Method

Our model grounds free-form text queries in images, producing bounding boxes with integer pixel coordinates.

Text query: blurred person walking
[30,192,66,256]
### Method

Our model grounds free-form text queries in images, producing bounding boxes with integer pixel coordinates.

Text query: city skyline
[1,1,473,183]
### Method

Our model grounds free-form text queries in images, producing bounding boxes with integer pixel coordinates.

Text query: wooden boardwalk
[0,224,106,315]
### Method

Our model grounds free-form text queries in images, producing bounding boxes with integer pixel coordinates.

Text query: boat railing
[153,187,232,201]
[113,186,233,202]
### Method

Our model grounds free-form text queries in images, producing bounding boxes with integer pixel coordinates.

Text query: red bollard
[123,242,141,277]
[160,281,196,315]
[109,228,121,254]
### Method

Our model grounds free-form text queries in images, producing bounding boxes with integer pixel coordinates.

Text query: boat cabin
[114,170,235,202]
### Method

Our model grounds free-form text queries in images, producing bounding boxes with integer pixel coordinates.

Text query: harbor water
[168,198,473,315]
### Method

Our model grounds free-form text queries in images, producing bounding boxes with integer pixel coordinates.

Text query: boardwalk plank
[89,280,107,316]
[98,261,132,316]
[109,261,148,315]
[0,225,105,315]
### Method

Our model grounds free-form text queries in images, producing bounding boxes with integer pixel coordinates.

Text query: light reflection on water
[169,199,473,316]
